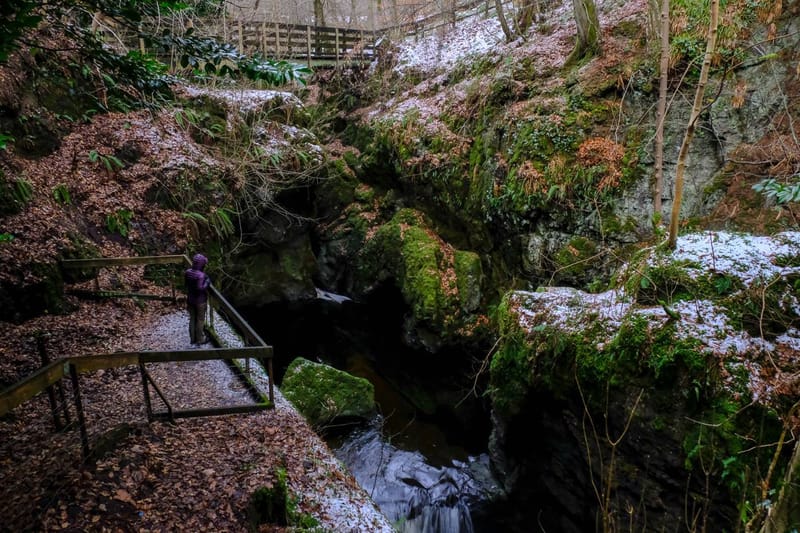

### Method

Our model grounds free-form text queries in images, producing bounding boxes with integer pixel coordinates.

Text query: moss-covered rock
[225,235,317,306]
[354,208,487,350]
[281,357,375,429]
[489,231,800,531]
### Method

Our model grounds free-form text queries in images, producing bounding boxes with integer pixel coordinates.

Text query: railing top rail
[207,285,268,348]
[0,346,273,416]
[61,255,189,268]
[0,254,277,418]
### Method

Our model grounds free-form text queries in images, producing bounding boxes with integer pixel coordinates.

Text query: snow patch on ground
[393,16,503,75]
[178,85,302,112]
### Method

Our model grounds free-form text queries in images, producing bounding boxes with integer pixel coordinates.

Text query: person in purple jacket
[185,253,211,345]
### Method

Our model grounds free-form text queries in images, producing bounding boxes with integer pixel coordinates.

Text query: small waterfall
[335,423,500,533]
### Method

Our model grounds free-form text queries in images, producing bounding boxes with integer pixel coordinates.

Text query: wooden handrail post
[335,28,340,68]
[138,23,145,54]
[69,363,90,459]
[140,362,174,423]
[261,20,266,56]
[37,332,65,430]
[139,361,154,422]
[267,358,274,402]
[305,24,312,65]
[274,22,280,58]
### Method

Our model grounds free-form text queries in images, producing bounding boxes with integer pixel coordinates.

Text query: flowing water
[243,289,502,532]
[335,424,499,533]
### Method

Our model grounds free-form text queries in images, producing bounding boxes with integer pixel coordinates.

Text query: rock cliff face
[488,232,800,530]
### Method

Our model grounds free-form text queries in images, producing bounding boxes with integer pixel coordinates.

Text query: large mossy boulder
[281,357,375,429]
[354,208,487,351]
[488,231,800,532]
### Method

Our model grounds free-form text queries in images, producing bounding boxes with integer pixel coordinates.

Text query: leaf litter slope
[0,297,394,532]
[0,93,392,533]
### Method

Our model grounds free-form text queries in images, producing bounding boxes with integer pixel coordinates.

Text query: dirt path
[0,295,395,532]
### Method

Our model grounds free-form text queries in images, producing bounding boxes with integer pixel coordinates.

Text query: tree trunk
[758,437,800,532]
[495,0,514,42]
[653,0,669,219]
[314,0,326,27]
[566,0,601,65]
[514,0,538,35]
[667,0,719,249]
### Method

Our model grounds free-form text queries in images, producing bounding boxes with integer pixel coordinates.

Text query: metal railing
[0,254,275,458]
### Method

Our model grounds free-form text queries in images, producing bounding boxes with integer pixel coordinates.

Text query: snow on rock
[509,231,800,405]
[669,231,800,284]
[177,85,303,113]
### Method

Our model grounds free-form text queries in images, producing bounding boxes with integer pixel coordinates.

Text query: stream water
[242,288,503,532]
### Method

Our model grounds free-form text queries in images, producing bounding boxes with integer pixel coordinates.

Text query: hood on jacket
[192,253,208,270]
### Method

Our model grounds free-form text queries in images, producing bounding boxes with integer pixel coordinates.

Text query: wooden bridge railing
[231,21,379,68]
[0,254,275,458]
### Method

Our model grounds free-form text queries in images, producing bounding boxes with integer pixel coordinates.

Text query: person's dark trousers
[188,301,208,344]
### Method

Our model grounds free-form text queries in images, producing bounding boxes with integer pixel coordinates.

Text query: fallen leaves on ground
[0,292,392,532]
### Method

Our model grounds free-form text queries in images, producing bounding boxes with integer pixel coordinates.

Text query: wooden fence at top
[230,21,379,68]
[133,0,517,70]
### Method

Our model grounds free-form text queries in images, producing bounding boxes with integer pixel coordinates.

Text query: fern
[105,208,133,237]
[208,207,235,238]
[0,133,14,150]
[753,177,800,204]
[89,150,125,173]
[52,183,71,205]
[13,179,33,204]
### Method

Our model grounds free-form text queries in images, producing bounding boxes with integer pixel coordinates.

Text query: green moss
[281,358,375,429]
[628,259,701,305]
[601,213,638,235]
[491,300,712,415]
[488,296,537,416]
[724,277,799,340]
[399,224,445,322]
[454,250,483,311]
[555,236,597,276]
[247,466,320,530]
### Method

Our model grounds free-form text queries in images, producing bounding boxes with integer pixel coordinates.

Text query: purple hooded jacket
[185,254,211,305]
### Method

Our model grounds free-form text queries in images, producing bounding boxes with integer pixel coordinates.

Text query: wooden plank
[63,347,270,374]
[208,286,268,348]
[0,361,65,416]
[0,345,273,414]
[69,353,141,373]
[139,347,272,364]
[62,255,187,269]
[66,290,177,301]
[150,403,271,420]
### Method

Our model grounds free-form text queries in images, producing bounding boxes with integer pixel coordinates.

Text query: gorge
[1,0,800,531]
